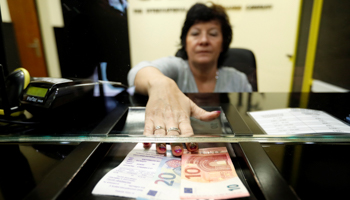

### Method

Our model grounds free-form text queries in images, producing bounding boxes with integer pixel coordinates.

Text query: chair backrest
[175,48,258,91]
[221,48,258,91]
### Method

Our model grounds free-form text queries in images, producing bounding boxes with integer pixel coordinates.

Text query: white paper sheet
[92,143,165,198]
[248,108,350,135]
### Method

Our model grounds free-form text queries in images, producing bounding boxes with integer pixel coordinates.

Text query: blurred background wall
[1,0,349,92]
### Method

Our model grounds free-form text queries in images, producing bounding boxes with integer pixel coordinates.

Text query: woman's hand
[143,77,219,156]
[143,77,220,137]
[134,67,220,156]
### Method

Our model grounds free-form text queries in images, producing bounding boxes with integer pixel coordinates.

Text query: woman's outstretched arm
[134,66,220,137]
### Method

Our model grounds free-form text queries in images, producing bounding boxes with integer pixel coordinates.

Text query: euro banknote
[180,147,250,199]
[137,156,182,200]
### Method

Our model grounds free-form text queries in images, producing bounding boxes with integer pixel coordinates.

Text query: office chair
[221,48,258,91]
[176,48,258,91]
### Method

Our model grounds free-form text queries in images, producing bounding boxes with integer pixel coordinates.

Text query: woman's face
[186,20,223,66]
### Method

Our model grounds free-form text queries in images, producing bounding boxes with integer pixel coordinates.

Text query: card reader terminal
[21,77,96,114]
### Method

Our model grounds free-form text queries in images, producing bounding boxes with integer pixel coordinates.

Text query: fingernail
[174,147,182,154]
[171,143,183,156]
[143,143,152,148]
[216,111,221,114]
[156,143,166,154]
[186,142,198,152]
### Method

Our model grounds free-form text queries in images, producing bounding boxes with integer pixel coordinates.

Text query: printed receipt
[92,143,165,198]
[248,108,350,135]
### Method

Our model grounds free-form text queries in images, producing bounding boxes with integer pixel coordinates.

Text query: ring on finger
[155,126,164,130]
[167,127,180,134]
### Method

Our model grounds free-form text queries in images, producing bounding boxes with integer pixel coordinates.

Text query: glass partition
[1,1,349,143]
[3,0,349,91]
[1,92,350,143]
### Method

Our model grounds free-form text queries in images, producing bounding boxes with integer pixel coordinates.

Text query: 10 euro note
[137,156,182,200]
[180,147,250,199]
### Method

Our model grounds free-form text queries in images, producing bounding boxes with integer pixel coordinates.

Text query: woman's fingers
[163,105,181,136]
[199,110,221,121]
[143,143,152,148]
[144,117,155,136]
[156,143,167,154]
[185,142,198,152]
[179,119,194,136]
[153,109,166,136]
[171,143,184,156]
[190,100,221,121]
[144,90,220,137]
[148,143,199,156]
[154,125,166,136]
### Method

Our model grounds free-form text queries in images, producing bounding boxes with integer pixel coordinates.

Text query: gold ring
[167,127,180,134]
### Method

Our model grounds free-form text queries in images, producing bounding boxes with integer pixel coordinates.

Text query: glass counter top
[1,92,349,144]
[2,133,350,143]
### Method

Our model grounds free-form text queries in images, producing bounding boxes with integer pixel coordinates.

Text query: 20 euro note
[180,147,250,199]
[137,156,182,200]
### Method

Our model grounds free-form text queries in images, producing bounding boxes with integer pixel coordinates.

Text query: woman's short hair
[177,3,233,65]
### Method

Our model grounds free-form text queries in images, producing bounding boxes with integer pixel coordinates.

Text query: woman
[128,3,252,155]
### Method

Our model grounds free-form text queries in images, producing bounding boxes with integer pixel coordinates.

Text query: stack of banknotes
[92,143,250,200]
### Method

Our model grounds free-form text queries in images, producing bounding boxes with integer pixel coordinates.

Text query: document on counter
[248,108,350,135]
[92,143,166,198]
